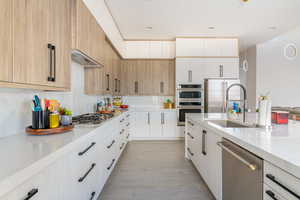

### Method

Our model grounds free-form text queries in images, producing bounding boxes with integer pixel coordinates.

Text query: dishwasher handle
[217,142,257,171]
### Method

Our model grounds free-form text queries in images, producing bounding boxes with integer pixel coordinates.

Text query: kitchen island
[186,113,300,200]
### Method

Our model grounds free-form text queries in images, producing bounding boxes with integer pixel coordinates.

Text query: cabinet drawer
[264,161,300,200]
[264,184,287,200]
[2,173,43,200]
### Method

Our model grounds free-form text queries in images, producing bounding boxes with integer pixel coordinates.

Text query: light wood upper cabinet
[0,0,12,82]
[13,0,51,86]
[13,0,71,89]
[119,59,175,96]
[49,0,72,88]
[72,0,105,65]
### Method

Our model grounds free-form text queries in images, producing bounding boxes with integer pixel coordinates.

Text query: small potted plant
[164,99,174,109]
[59,107,73,126]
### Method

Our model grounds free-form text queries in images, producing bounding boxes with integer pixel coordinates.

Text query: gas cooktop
[72,113,114,125]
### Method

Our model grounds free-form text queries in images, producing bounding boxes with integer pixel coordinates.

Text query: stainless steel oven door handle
[217,142,257,171]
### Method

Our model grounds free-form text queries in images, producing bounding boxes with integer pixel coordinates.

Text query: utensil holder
[32,110,50,129]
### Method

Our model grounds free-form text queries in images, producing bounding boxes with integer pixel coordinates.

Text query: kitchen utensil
[272,111,289,124]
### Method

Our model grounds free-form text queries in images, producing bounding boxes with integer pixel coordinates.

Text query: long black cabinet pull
[126,134,130,139]
[24,188,38,200]
[126,123,130,127]
[187,147,194,156]
[107,140,115,149]
[47,44,53,82]
[106,74,110,91]
[120,143,125,150]
[107,159,116,170]
[78,142,96,156]
[187,132,194,139]
[120,129,125,135]
[78,163,96,182]
[266,190,279,200]
[202,130,207,155]
[266,174,300,199]
[90,192,96,200]
[120,119,125,123]
[52,45,56,82]
[114,78,118,92]
[118,80,121,93]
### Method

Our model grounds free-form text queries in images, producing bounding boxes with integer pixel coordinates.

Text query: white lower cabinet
[132,111,179,140]
[264,161,300,200]
[1,112,131,200]
[185,120,222,200]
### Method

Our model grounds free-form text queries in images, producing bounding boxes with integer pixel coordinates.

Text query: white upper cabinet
[124,41,175,59]
[125,41,150,58]
[176,38,239,58]
[176,38,205,57]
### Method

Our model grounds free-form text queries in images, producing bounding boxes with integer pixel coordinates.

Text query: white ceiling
[105,0,300,50]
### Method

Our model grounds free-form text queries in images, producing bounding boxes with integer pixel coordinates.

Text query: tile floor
[98,141,215,200]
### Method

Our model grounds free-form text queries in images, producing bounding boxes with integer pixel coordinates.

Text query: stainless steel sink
[207,120,258,128]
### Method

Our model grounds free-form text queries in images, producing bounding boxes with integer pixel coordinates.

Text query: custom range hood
[71,49,103,67]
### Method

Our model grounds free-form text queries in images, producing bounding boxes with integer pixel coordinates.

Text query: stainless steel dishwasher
[217,139,263,200]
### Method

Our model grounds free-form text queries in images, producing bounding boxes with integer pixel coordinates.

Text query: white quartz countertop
[0,111,127,197]
[186,113,300,179]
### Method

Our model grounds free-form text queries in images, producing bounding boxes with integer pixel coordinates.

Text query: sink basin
[207,120,258,128]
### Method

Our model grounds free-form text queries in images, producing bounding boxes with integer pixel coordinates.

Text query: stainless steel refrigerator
[204,78,241,113]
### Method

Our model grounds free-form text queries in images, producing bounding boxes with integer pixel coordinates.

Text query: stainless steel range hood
[71,49,103,68]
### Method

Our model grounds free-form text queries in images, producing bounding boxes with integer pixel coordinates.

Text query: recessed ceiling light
[145,26,153,31]
[208,27,215,30]
[269,26,277,30]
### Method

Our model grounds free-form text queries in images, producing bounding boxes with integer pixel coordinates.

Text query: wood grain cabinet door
[151,60,170,96]
[0,0,13,82]
[13,0,51,86]
[49,0,72,89]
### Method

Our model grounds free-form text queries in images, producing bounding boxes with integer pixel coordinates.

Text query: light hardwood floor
[98,141,215,200]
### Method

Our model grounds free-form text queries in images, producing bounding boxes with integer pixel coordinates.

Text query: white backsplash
[0,62,102,138]
[122,96,175,109]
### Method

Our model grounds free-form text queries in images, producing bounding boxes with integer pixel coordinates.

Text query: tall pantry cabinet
[13,0,72,89]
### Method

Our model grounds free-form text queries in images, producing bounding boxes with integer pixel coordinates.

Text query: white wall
[0,62,101,138]
[240,46,257,111]
[256,26,300,107]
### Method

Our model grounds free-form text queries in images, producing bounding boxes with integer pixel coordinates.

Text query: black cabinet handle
[126,114,130,118]
[202,130,207,155]
[24,188,38,200]
[187,132,194,139]
[78,163,96,182]
[52,45,56,82]
[120,118,125,123]
[107,140,115,149]
[188,121,194,126]
[126,134,130,139]
[187,147,194,156]
[126,123,130,127]
[134,81,138,93]
[120,129,125,135]
[118,79,121,93]
[114,78,118,92]
[106,74,110,91]
[90,192,96,200]
[107,159,116,170]
[78,142,96,156]
[266,190,279,200]
[120,143,125,150]
[47,44,54,82]
[266,174,300,199]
